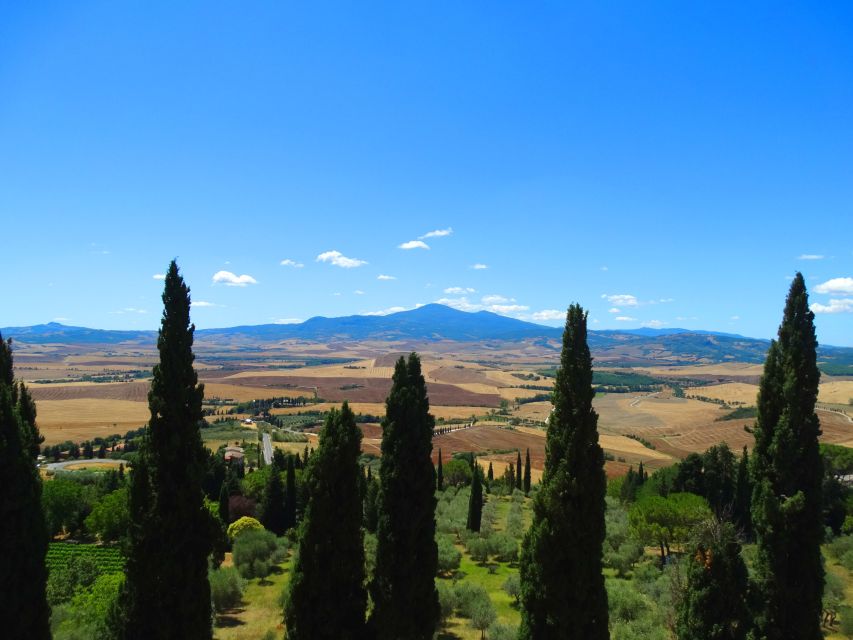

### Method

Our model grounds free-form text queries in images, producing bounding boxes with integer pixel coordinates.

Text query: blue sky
[1,2,852,345]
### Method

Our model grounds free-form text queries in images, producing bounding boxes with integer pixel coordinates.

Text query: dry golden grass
[634,363,765,377]
[686,383,759,405]
[61,460,125,471]
[202,383,307,402]
[37,399,149,444]
[820,381,853,405]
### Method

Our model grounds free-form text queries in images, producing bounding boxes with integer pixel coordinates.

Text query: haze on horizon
[1,3,852,345]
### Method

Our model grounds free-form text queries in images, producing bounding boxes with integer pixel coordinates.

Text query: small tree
[467,465,483,532]
[523,449,531,494]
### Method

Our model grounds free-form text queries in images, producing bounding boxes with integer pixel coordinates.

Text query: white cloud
[602,293,639,307]
[642,320,665,329]
[191,301,216,308]
[434,297,482,312]
[490,304,529,314]
[814,277,853,295]
[615,316,637,322]
[377,274,396,280]
[731,315,740,320]
[530,309,564,322]
[332,292,342,296]
[419,227,453,239]
[798,254,824,260]
[481,294,512,304]
[316,250,368,268]
[398,240,430,250]
[152,274,166,280]
[811,298,853,314]
[354,290,365,295]
[445,286,476,295]
[110,307,148,315]
[471,263,488,270]
[608,308,621,314]
[212,270,258,287]
[273,318,302,324]
[658,298,675,303]
[280,259,304,268]
[363,306,409,316]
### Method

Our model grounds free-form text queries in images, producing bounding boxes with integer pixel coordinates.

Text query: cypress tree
[733,447,752,537]
[120,261,213,639]
[363,471,379,533]
[676,519,749,640]
[218,481,230,524]
[261,468,287,535]
[0,337,50,639]
[284,454,297,531]
[518,304,608,639]
[516,450,523,491]
[524,448,532,494]
[487,461,494,483]
[750,273,823,640]
[285,402,366,640]
[467,464,483,532]
[437,448,444,491]
[638,460,646,484]
[370,354,440,640]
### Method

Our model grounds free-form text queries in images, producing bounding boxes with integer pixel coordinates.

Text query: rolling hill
[3,304,853,368]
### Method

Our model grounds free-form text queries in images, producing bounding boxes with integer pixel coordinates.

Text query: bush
[42,478,86,537]
[466,536,491,565]
[488,622,517,640]
[232,528,286,579]
[437,535,462,575]
[454,581,490,618]
[209,566,244,613]
[51,572,123,640]
[443,459,474,486]
[488,533,518,563]
[227,516,263,540]
[84,488,129,542]
[47,554,101,606]
[437,580,458,628]
[502,573,520,605]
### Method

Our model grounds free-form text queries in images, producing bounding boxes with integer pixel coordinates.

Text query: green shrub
[209,566,244,613]
[47,554,101,606]
[502,573,520,605]
[232,528,286,579]
[454,581,490,618]
[227,516,263,540]
[437,535,462,575]
[84,487,129,542]
[488,622,517,640]
[437,580,458,628]
[488,533,518,563]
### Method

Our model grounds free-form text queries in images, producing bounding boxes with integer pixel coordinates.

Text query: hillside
[4,304,853,368]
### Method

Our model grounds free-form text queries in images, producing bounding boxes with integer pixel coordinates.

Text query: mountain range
[3,303,852,367]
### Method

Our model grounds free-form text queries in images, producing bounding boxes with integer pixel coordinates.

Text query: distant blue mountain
[3,304,852,366]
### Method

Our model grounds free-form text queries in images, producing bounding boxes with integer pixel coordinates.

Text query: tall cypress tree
[261,468,286,536]
[0,337,50,639]
[487,461,494,484]
[284,454,297,531]
[437,448,444,491]
[518,304,608,639]
[120,261,213,639]
[750,273,823,640]
[467,464,483,532]
[523,448,532,494]
[733,446,751,538]
[370,354,440,640]
[516,450,523,491]
[676,519,749,640]
[285,402,366,640]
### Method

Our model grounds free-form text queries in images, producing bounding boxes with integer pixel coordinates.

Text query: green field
[47,543,124,574]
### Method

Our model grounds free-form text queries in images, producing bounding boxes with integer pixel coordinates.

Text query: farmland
[16,343,853,470]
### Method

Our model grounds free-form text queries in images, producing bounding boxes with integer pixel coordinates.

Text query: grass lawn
[214,556,292,640]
